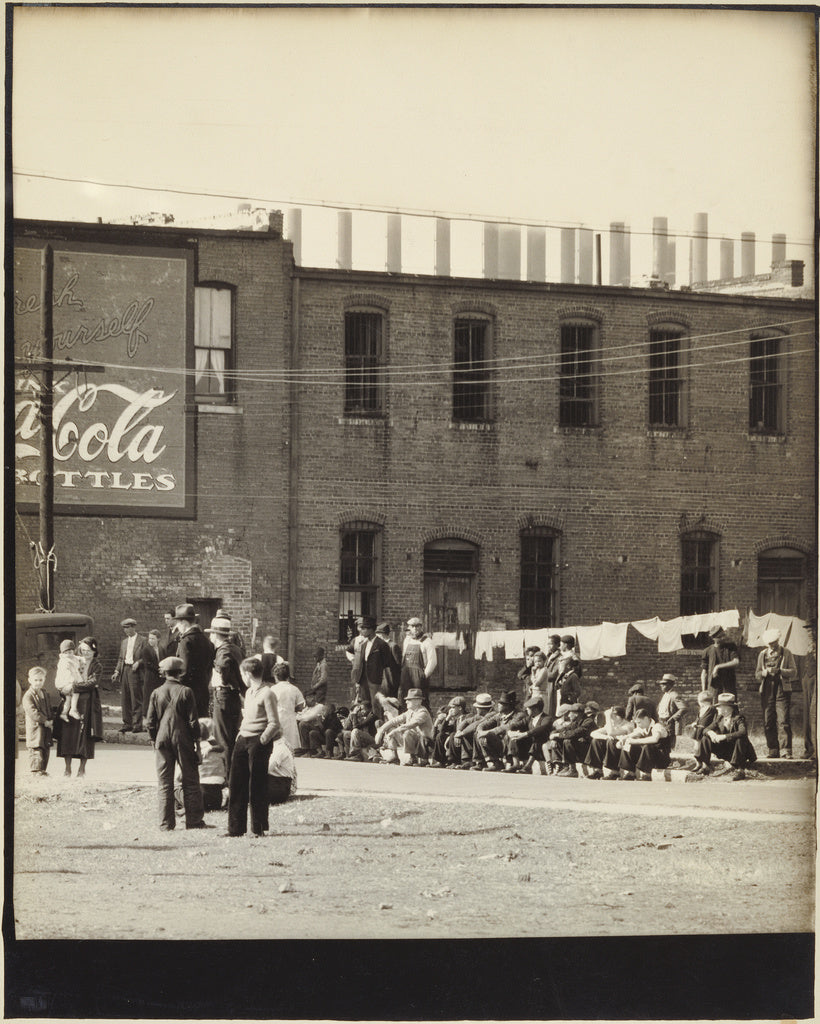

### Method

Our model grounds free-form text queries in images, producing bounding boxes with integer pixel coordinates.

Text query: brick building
[13,216,816,725]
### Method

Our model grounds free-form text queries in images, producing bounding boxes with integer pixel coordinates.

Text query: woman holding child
[56,636,104,777]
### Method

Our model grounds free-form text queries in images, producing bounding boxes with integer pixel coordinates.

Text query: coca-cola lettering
[14,273,85,316]
[15,383,176,466]
[55,297,155,358]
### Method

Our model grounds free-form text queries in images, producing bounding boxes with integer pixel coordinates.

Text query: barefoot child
[54,639,84,723]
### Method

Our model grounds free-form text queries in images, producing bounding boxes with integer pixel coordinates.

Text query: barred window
[559,323,597,427]
[680,530,719,615]
[757,547,807,618]
[195,286,233,400]
[338,522,381,643]
[344,312,383,416]
[649,328,684,427]
[453,318,491,422]
[520,528,559,628]
[749,333,784,433]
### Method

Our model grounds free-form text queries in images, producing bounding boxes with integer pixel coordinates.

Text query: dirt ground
[12,767,815,940]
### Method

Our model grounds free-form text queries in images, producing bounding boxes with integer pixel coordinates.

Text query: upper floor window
[520,527,559,628]
[344,311,384,416]
[757,547,807,618]
[559,322,598,427]
[749,333,784,434]
[649,327,685,427]
[680,530,719,615]
[338,522,381,643]
[453,318,491,422]
[195,286,233,400]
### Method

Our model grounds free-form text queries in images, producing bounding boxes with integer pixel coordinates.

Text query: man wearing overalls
[400,617,437,710]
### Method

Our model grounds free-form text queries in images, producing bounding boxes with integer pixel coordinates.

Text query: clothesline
[465,609,811,661]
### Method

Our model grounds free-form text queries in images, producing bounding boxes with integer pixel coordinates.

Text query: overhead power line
[13,169,815,248]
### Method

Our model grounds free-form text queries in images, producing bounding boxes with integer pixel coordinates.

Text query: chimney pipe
[720,238,734,280]
[386,214,402,273]
[285,208,302,265]
[526,226,546,282]
[498,225,521,280]
[435,218,451,277]
[771,233,786,266]
[337,210,353,270]
[483,223,499,279]
[578,228,593,285]
[652,217,668,279]
[741,232,755,277]
[692,213,708,284]
[560,228,575,284]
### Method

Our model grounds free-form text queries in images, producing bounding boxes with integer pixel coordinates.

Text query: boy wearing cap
[340,702,379,760]
[375,688,434,765]
[657,674,687,750]
[112,617,155,733]
[450,693,493,769]
[700,692,758,779]
[701,626,740,698]
[517,646,541,702]
[755,629,798,758]
[556,654,582,708]
[625,683,657,722]
[475,691,527,772]
[22,667,54,774]
[173,603,215,719]
[146,657,207,830]
[400,618,437,708]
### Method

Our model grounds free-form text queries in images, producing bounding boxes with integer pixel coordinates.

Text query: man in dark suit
[173,603,215,718]
[206,615,246,775]
[349,615,398,713]
[159,609,178,659]
[112,617,157,733]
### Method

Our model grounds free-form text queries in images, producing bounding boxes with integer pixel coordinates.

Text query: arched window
[195,284,234,400]
[344,309,385,416]
[749,331,785,434]
[520,527,560,628]
[680,530,720,615]
[559,320,599,427]
[453,316,492,422]
[338,521,382,643]
[648,324,687,427]
[757,547,807,618]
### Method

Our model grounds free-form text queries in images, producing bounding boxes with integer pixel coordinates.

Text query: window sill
[747,432,786,444]
[449,420,496,432]
[197,403,243,415]
[337,416,391,426]
[646,427,689,438]
[553,425,601,436]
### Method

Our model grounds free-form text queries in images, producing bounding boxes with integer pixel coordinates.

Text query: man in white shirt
[112,617,154,734]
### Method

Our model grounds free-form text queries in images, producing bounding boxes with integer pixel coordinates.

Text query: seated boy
[606,707,670,780]
[584,704,631,778]
[686,690,718,773]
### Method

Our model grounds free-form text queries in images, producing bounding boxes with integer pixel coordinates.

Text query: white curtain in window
[195,346,209,387]
[209,349,226,392]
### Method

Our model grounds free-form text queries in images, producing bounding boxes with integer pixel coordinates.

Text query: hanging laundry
[503,630,526,659]
[600,621,629,658]
[630,617,662,641]
[575,624,603,661]
[658,618,684,653]
[747,611,811,656]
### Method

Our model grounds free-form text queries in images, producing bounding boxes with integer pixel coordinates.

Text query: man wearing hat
[699,692,758,779]
[349,616,399,713]
[145,657,207,830]
[657,674,687,750]
[611,706,671,780]
[430,696,467,767]
[173,604,215,719]
[755,628,797,758]
[400,617,437,709]
[112,617,157,734]
[375,688,434,765]
[701,625,740,698]
[450,693,494,769]
[375,623,402,698]
[207,616,246,773]
[506,694,554,774]
[475,690,527,772]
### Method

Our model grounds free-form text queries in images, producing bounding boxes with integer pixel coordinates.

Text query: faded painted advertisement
[13,240,195,514]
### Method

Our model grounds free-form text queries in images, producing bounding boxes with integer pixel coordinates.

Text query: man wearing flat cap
[348,616,399,715]
[112,617,157,734]
[430,696,467,767]
[755,628,797,758]
[657,673,687,750]
[701,625,740,699]
[475,690,527,772]
[625,683,657,722]
[173,603,215,719]
[400,617,437,709]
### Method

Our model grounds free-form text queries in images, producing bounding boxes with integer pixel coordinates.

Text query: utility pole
[14,244,105,613]
[38,245,55,612]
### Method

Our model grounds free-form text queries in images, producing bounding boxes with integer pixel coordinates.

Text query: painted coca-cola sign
[14,239,195,515]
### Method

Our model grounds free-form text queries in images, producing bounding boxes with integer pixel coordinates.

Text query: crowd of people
[19,605,815,835]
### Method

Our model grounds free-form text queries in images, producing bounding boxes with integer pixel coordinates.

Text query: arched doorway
[423,539,478,691]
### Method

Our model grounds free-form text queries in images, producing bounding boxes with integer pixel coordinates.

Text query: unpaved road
[11,746,815,940]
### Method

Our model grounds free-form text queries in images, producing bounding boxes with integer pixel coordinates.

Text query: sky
[11,6,817,281]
